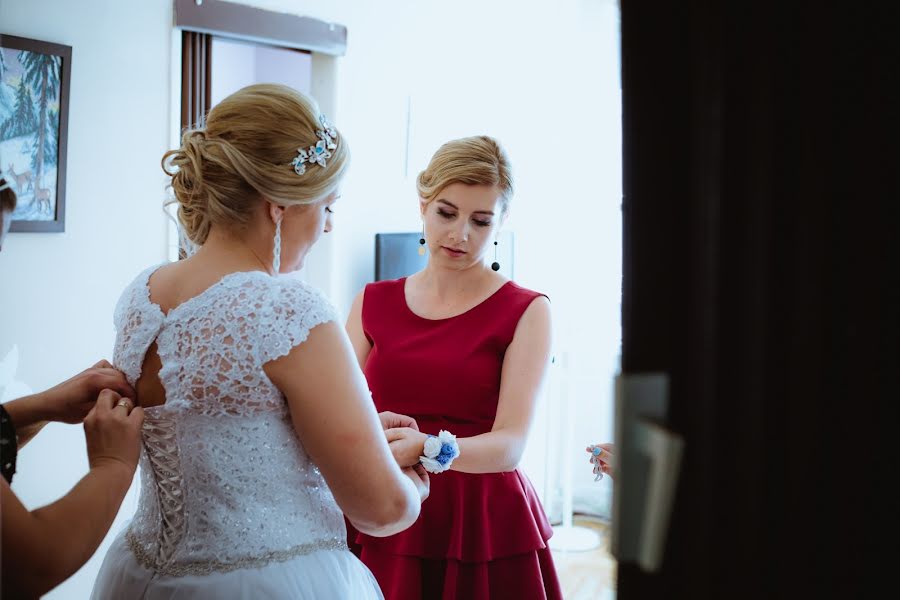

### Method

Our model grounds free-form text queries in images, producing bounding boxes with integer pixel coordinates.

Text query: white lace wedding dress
[91,265,383,599]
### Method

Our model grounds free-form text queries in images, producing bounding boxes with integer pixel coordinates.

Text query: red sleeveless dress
[349,277,562,600]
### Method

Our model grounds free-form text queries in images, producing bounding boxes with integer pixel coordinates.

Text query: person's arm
[1,398,47,448]
[2,360,135,449]
[385,297,552,473]
[1,390,143,598]
[345,289,372,371]
[346,290,419,433]
[265,320,427,537]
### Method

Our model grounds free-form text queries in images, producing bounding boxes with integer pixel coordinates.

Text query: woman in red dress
[346,136,562,599]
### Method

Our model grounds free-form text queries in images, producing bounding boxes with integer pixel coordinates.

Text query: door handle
[611,373,684,572]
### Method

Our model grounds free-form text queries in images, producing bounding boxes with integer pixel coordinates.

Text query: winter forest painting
[0,35,70,231]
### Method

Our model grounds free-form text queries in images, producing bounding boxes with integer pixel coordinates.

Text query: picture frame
[0,34,71,233]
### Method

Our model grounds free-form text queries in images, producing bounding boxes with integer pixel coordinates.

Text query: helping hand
[402,464,430,503]
[36,360,136,424]
[385,427,428,468]
[378,411,419,432]
[83,389,144,477]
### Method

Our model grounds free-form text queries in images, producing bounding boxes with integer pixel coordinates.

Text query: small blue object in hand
[588,445,604,481]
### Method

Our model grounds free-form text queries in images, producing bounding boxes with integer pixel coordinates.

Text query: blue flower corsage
[419,430,460,473]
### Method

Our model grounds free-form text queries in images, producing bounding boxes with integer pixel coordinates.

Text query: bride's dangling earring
[272,217,282,275]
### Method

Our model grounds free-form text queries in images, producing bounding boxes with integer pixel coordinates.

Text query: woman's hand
[42,360,136,424]
[401,464,430,503]
[587,442,615,479]
[2,360,136,448]
[385,427,429,468]
[83,389,144,477]
[378,411,419,432]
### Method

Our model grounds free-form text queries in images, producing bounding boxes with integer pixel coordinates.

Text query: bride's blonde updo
[416,135,513,213]
[163,83,349,245]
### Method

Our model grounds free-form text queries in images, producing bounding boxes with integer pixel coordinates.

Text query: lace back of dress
[116,267,348,577]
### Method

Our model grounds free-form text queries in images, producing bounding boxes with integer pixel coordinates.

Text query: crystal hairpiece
[291,114,338,175]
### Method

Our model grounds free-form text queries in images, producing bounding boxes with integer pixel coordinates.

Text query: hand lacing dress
[91,265,383,599]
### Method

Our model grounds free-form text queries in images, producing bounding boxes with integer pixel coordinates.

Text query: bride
[91,84,428,599]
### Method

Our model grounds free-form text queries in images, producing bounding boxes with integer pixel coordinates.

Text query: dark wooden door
[617,1,899,598]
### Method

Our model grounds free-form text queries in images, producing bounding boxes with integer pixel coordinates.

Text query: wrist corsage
[419,430,460,474]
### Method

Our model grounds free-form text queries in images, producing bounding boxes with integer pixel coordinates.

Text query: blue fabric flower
[419,429,460,473]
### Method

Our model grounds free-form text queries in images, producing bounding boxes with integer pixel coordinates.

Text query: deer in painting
[34,187,52,214]
[6,164,33,194]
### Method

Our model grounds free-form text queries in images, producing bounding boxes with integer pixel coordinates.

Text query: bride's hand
[378,411,419,432]
[402,464,430,503]
[385,427,428,468]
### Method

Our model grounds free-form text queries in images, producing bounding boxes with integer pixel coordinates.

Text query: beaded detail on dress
[113,267,347,576]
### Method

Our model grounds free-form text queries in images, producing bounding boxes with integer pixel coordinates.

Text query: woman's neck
[194,227,272,275]
[415,262,494,300]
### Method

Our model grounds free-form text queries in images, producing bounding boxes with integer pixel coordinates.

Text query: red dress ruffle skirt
[348,467,562,600]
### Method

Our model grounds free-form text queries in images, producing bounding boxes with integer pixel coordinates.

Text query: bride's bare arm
[265,321,426,537]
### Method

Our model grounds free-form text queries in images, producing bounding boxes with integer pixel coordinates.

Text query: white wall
[210,38,312,107]
[0,0,173,598]
[0,0,620,596]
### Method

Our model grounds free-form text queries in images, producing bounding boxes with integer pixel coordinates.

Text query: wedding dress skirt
[93,530,382,599]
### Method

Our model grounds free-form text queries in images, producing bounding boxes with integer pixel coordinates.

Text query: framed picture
[0,34,71,233]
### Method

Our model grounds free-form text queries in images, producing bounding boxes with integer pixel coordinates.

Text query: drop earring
[418,224,426,256]
[272,218,282,275]
[491,240,500,271]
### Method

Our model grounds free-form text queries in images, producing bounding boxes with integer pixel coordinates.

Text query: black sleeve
[0,404,17,484]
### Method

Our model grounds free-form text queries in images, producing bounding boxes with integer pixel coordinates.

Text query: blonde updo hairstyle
[163,83,349,245]
[416,135,513,214]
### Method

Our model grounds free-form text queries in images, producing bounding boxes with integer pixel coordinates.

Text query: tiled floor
[551,516,617,600]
